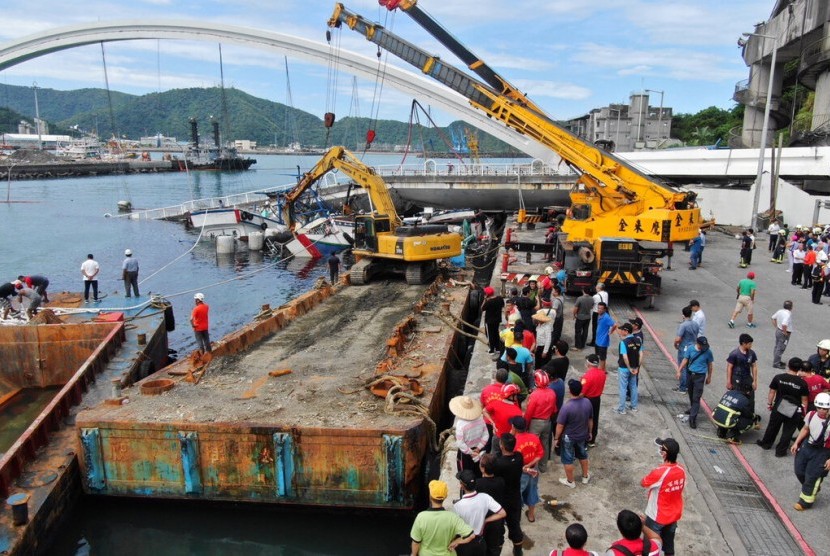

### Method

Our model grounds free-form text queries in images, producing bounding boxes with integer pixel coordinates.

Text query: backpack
[609,539,653,556]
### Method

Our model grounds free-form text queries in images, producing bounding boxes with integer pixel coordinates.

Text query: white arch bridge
[0,19,554,163]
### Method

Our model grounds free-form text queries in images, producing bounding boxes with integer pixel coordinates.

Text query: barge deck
[75,277,470,509]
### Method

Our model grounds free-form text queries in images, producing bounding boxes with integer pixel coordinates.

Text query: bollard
[501,252,509,273]
[506,227,513,244]
[111,379,122,398]
[7,493,30,526]
[137,332,147,345]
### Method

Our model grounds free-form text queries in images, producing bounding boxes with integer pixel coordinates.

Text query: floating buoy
[248,231,264,251]
[216,235,235,254]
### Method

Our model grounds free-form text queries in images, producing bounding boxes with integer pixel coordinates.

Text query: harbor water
[1,152,435,554]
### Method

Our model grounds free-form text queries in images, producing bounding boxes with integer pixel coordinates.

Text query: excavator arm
[280,145,402,230]
[328,3,701,243]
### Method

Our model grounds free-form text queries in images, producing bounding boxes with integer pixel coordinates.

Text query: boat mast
[218,44,230,148]
[284,56,299,148]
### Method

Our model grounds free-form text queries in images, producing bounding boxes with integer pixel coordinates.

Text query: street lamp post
[745,32,778,231]
[645,89,665,145]
[6,162,18,203]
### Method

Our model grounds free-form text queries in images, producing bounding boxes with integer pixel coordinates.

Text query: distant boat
[182,118,255,171]
[57,137,102,160]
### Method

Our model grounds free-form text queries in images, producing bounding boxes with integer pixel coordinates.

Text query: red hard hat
[501,383,520,399]
[534,370,550,388]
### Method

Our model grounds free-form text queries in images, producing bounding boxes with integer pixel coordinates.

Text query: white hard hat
[815,392,830,410]
[544,266,554,275]
[124,249,132,256]
[815,227,822,234]
[817,339,830,350]
[194,293,205,301]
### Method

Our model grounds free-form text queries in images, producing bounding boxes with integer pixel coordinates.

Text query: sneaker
[614,407,627,415]
[728,320,735,329]
[629,407,638,413]
[774,362,786,369]
[755,440,771,449]
[558,477,576,489]
[747,323,757,328]
[671,387,687,393]
[581,475,591,485]
[587,441,597,448]
[690,419,697,429]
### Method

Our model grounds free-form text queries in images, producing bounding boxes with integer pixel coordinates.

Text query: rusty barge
[74,277,472,509]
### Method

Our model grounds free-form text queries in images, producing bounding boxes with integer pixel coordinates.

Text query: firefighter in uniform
[713,389,758,445]
[792,392,830,511]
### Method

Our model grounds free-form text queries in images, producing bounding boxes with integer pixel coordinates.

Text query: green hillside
[0,83,519,154]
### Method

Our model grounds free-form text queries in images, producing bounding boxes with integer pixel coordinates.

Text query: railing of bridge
[119,161,573,220]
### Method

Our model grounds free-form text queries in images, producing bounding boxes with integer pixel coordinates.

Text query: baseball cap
[747,271,755,279]
[586,353,600,365]
[696,336,709,347]
[456,469,477,488]
[655,438,680,460]
[483,286,495,296]
[619,323,633,333]
[428,480,448,500]
[629,317,643,328]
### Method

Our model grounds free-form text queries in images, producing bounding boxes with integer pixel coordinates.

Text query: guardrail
[0,322,125,498]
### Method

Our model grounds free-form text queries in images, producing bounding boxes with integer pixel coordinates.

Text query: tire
[260,222,268,231]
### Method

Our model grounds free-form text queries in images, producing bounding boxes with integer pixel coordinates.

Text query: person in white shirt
[453,470,506,555]
[792,243,807,285]
[588,282,609,347]
[767,220,780,251]
[771,300,794,369]
[80,253,100,303]
[689,299,706,337]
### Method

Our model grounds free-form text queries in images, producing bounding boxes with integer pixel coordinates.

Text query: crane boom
[328,3,701,244]
[281,145,401,230]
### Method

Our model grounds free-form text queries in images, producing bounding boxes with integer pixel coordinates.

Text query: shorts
[595,346,608,361]
[560,435,588,465]
[520,472,540,506]
[734,295,753,314]
[0,297,10,310]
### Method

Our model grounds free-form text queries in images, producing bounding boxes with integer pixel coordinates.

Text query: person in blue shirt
[672,306,700,392]
[689,235,703,270]
[676,336,714,429]
[594,302,616,371]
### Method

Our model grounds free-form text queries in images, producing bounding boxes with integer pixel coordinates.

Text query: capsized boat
[187,207,287,239]
[290,216,355,258]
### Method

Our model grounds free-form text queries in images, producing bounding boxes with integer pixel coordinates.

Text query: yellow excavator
[328,1,702,296]
[279,146,462,285]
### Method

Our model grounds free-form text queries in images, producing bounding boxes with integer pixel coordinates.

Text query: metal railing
[122,161,575,221]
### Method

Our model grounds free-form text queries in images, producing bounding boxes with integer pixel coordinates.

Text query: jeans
[690,250,701,269]
[83,279,99,301]
[618,367,638,411]
[686,371,706,422]
[645,516,677,556]
[677,345,693,389]
[574,318,590,349]
[194,330,212,353]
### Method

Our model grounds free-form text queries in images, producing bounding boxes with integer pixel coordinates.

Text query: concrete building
[564,92,673,152]
[233,139,257,150]
[736,0,830,147]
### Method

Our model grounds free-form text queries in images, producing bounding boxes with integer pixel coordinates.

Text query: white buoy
[248,231,264,251]
[216,235,235,254]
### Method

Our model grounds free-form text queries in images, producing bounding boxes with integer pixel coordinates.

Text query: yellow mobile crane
[280,146,462,285]
[328,1,701,296]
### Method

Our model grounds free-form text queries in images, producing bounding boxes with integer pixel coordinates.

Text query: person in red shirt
[608,509,662,556]
[799,361,830,411]
[525,370,556,472]
[483,384,523,454]
[190,292,211,353]
[548,522,599,556]
[641,438,686,556]
[580,354,607,447]
[481,369,509,409]
[510,416,544,524]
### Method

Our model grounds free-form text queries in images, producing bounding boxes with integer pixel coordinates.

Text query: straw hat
[449,395,482,420]
[532,309,552,323]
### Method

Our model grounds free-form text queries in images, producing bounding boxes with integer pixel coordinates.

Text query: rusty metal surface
[0,311,169,555]
[75,279,468,509]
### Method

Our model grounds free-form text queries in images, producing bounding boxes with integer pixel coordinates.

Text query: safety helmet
[815,392,830,410]
[534,370,550,388]
[501,383,520,399]
[778,229,786,235]
[815,227,823,234]
[796,225,803,230]
[544,266,554,275]
[817,339,830,351]
[194,293,205,301]
[124,249,132,256]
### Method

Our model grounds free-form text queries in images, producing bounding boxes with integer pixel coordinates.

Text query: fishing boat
[182,118,255,171]
[56,137,102,160]
[187,207,287,239]
[290,216,355,258]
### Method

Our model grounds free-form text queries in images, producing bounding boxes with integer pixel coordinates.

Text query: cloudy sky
[0,0,772,125]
